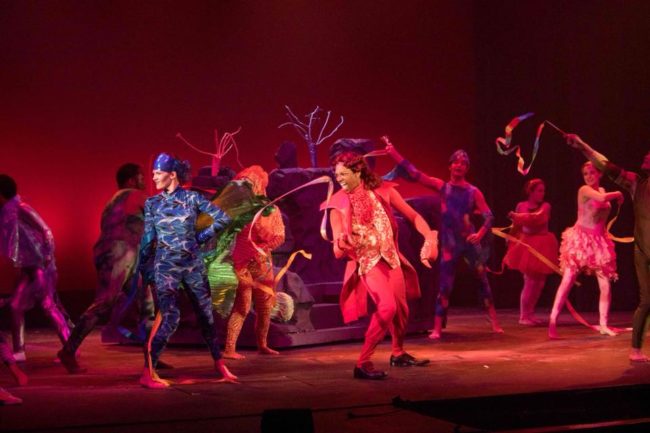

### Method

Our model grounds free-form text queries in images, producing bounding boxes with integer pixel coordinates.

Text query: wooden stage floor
[1,309,649,433]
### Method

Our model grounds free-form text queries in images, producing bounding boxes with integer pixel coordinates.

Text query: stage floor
[1,309,649,433]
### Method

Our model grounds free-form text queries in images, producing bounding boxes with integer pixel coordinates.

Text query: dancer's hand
[615,191,624,205]
[565,133,586,149]
[466,233,482,245]
[381,135,401,161]
[420,230,438,267]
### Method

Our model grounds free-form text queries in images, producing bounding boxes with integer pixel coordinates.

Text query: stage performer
[503,178,558,325]
[0,174,70,362]
[138,153,236,388]
[548,161,623,339]
[322,151,437,380]
[384,140,503,339]
[566,134,650,361]
[59,164,156,373]
[222,166,286,359]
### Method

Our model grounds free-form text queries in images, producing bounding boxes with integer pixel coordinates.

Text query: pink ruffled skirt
[559,224,617,281]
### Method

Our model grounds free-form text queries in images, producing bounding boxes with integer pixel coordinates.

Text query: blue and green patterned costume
[139,186,231,368]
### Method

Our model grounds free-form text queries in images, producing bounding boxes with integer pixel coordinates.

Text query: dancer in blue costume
[385,139,503,339]
[138,153,237,388]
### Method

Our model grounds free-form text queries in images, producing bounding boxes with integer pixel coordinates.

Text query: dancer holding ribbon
[548,161,623,339]
[503,178,558,326]
[566,133,650,361]
[322,151,437,380]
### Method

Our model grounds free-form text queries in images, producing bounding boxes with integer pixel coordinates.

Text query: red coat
[321,183,421,324]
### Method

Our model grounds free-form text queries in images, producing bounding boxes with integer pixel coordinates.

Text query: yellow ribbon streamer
[491,226,600,330]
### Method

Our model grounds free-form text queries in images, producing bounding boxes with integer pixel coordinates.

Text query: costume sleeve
[19,203,55,259]
[195,194,232,243]
[138,199,156,265]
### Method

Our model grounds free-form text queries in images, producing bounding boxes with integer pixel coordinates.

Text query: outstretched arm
[382,136,444,191]
[566,134,638,195]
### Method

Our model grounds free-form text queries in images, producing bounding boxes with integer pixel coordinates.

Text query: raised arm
[566,134,639,195]
[382,136,444,191]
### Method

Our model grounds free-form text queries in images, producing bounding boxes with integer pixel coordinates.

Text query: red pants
[357,260,408,366]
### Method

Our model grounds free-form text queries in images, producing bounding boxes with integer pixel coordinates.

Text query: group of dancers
[1,132,650,401]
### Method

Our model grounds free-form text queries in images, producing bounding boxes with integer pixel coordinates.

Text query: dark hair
[116,163,142,189]
[523,178,545,198]
[331,151,382,190]
[0,174,17,200]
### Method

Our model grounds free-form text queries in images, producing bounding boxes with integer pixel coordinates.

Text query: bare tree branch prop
[277,105,344,167]
[176,127,242,175]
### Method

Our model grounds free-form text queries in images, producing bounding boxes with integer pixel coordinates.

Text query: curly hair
[331,151,382,190]
[234,165,269,195]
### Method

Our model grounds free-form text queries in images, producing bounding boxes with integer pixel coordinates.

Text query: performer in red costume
[322,151,438,380]
[503,178,558,325]
[223,166,286,359]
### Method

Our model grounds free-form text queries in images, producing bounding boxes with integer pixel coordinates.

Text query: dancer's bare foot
[139,368,170,389]
[215,359,239,383]
[222,351,246,360]
[8,364,28,386]
[548,323,560,339]
[492,324,505,334]
[258,346,279,355]
[629,349,649,363]
[519,316,543,326]
[599,326,619,337]
[428,330,441,340]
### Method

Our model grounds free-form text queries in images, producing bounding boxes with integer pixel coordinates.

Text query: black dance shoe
[353,362,388,380]
[389,352,430,367]
[57,349,87,374]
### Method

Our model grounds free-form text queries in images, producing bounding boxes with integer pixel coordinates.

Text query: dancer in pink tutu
[503,179,558,326]
[548,162,623,339]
